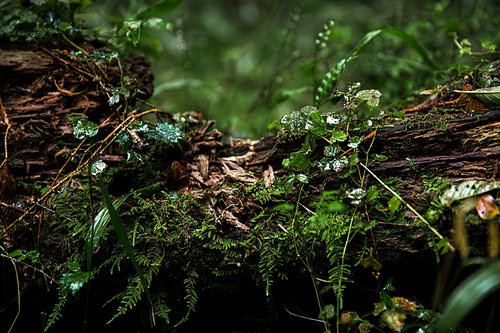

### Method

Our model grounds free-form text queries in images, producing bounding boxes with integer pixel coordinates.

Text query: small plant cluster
[0,0,181,54]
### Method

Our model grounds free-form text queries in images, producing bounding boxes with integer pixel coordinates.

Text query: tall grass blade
[315,28,435,106]
[437,260,500,333]
[97,176,153,323]
[84,193,132,270]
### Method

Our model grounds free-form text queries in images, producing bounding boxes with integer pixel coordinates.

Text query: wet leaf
[388,196,401,214]
[437,260,500,333]
[383,278,395,291]
[165,161,189,192]
[146,122,183,146]
[125,20,142,46]
[440,180,500,207]
[296,173,308,183]
[142,17,173,30]
[348,135,363,148]
[366,185,378,201]
[356,89,381,111]
[381,309,406,332]
[85,192,133,268]
[371,153,388,162]
[73,120,98,139]
[108,92,120,105]
[91,160,107,176]
[454,86,500,106]
[60,261,89,295]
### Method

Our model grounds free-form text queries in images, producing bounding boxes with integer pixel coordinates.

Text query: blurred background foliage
[81,0,500,138]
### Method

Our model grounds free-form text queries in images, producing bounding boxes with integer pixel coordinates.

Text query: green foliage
[436,259,500,333]
[0,0,92,42]
[108,274,147,323]
[44,287,68,332]
[98,175,152,319]
[117,120,184,161]
[314,28,434,107]
[0,0,181,55]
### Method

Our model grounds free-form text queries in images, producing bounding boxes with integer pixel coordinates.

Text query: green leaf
[135,0,183,20]
[97,176,152,311]
[348,151,359,166]
[125,20,142,47]
[73,120,98,139]
[60,261,89,295]
[380,291,393,308]
[383,277,395,291]
[388,196,401,214]
[356,89,382,111]
[310,110,325,127]
[366,186,378,202]
[91,160,107,176]
[296,173,308,183]
[146,123,183,145]
[441,180,500,207]
[273,203,295,212]
[269,86,311,110]
[379,28,435,68]
[108,92,120,105]
[283,175,294,196]
[285,151,310,171]
[331,130,347,142]
[454,86,500,106]
[85,192,133,269]
[348,136,363,149]
[371,153,388,162]
[437,260,500,333]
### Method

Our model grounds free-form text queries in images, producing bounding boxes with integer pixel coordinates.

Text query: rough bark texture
[0,41,153,178]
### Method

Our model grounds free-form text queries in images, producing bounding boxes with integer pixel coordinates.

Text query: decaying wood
[0,42,153,181]
[2,39,500,259]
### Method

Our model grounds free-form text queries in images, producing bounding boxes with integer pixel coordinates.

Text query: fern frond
[152,292,171,323]
[107,274,146,324]
[175,265,198,326]
[44,288,68,332]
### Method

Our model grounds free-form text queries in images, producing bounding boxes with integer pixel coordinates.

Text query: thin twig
[0,95,11,169]
[359,161,455,252]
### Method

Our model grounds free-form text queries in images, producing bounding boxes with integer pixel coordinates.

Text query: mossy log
[2,41,500,332]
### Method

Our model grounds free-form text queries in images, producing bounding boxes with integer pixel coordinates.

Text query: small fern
[175,264,198,326]
[44,288,68,332]
[108,274,147,323]
[152,292,171,323]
